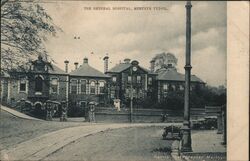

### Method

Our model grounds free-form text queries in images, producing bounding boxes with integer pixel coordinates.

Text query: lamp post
[129,60,138,123]
[130,67,133,123]
[181,0,192,152]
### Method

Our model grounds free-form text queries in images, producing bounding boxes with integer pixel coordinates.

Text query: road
[0,109,177,161]
[43,126,175,161]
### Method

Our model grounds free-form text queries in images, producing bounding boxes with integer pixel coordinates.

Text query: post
[130,68,133,123]
[181,0,192,152]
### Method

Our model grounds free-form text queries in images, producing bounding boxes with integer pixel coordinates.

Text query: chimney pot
[124,58,131,64]
[83,57,88,64]
[103,55,109,73]
[64,60,69,73]
[74,62,79,70]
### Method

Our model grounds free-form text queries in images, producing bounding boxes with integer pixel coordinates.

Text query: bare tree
[1,0,60,72]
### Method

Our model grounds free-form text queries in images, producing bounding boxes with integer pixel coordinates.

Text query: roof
[48,64,67,75]
[108,63,131,73]
[156,68,204,83]
[107,63,156,74]
[70,63,109,78]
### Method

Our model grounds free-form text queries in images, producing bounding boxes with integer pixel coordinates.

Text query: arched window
[50,78,59,94]
[90,81,96,94]
[35,76,43,92]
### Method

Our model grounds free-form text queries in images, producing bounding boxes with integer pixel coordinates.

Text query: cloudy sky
[42,1,226,87]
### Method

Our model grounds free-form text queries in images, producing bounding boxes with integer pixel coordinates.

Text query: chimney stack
[124,58,131,64]
[74,62,79,70]
[83,57,88,64]
[64,60,69,73]
[150,59,155,72]
[103,55,109,73]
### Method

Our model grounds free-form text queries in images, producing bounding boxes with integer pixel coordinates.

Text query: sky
[41,1,227,87]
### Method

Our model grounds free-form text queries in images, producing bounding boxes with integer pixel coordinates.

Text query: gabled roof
[107,63,156,74]
[48,64,67,75]
[107,63,131,73]
[157,68,204,83]
[70,63,109,78]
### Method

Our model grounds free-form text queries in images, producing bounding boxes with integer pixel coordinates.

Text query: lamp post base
[181,125,192,152]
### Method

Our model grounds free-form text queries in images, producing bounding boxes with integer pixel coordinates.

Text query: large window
[99,81,105,94]
[70,79,77,94]
[50,78,58,94]
[90,81,96,94]
[35,76,43,92]
[19,79,27,92]
[137,75,141,83]
[80,80,87,94]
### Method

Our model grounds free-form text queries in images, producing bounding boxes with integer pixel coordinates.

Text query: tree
[1,0,60,72]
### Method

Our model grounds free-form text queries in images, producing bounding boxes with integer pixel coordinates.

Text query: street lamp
[181,0,192,152]
[130,60,138,123]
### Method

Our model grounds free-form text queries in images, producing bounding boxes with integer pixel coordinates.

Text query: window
[99,81,105,94]
[148,77,152,85]
[112,76,117,82]
[172,85,176,91]
[71,79,77,94]
[180,85,184,91]
[136,76,141,83]
[50,78,58,94]
[35,76,43,92]
[80,80,87,94]
[163,84,168,91]
[128,76,131,83]
[90,81,96,94]
[19,79,26,92]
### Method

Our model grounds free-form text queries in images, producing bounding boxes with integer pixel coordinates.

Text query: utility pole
[181,0,192,152]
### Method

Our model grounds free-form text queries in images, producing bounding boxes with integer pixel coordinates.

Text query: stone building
[0,55,69,116]
[149,53,205,102]
[68,57,110,116]
[105,58,157,107]
[0,52,205,117]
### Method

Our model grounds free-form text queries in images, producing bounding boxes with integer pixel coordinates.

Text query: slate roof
[107,63,131,73]
[157,68,204,83]
[70,63,109,78]
[107,63,156,74]
[48,64,67,75]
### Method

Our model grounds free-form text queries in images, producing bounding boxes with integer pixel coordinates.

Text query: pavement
[0,105,226,161]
